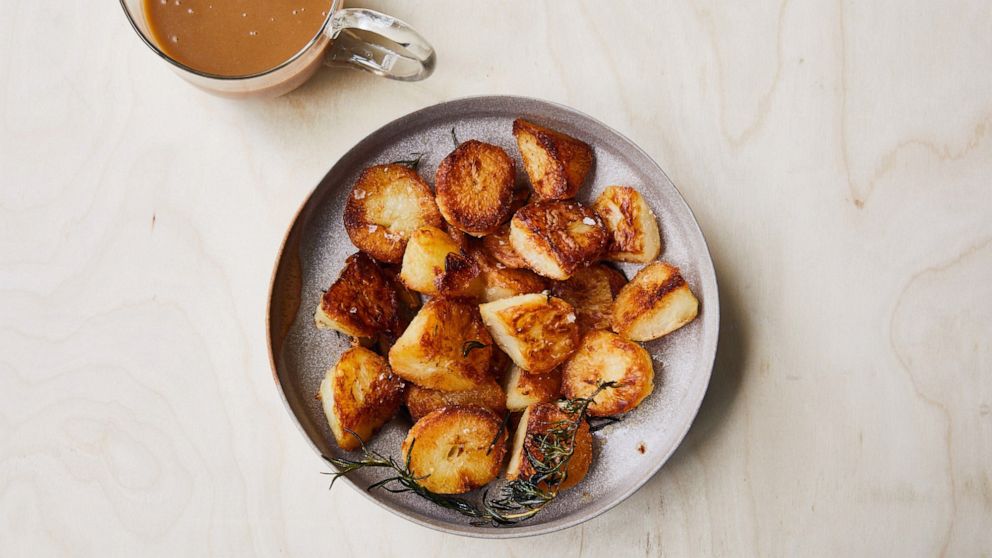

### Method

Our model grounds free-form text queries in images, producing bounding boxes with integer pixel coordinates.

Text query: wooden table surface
[1,1,990,555]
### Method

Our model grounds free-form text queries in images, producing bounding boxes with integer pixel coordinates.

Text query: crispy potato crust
[344,164,442,264]
[561,330,654,416]
[402,406,507,494]
[550,264,627,332]
[435,140,515,236]
[593,185,662,263]
[314,252,404,339]
[506,403,592,491]
[319,346,405,450]
[479,293,580,374]
[510,201,609,280]
[404,380,507,422]
[612,262,699,341]
[388,297,494,391]
[512,119,594,200]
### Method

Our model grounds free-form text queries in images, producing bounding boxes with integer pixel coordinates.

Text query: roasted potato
[344,164,443,264]
[512,119,594,200]
[509,187,533,216]
[388,297,494,391]
[489,345,512,379]
[314,252,405,339]
[612,262,699,341]
[510,201,609,280]
[404,380,507,422]
[593,185,662,263]
[399,226,483,297]
[468,244,548,303]
[318,346,405,450]
[479,293,579,374]
[506,402,592,491]
[550,264,627,332]
[435,140,515,236]
[402,406,507,494]
[442,221,472,251]
[503,365,562,412]
[560,330,654,416]
[482,223,530,269]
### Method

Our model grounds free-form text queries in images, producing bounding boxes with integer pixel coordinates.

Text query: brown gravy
[144,0,333,76]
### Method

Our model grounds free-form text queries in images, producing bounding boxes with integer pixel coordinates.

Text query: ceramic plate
[267,96,718,538]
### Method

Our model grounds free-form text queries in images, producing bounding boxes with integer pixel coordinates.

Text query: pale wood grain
[1,0,990,556]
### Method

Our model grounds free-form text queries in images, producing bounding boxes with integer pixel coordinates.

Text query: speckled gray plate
[267,96,718,538]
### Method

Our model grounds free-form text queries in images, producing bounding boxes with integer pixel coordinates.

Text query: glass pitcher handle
[323,8,436,81]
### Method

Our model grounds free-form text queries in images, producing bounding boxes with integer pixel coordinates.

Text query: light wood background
[1,1,990,556]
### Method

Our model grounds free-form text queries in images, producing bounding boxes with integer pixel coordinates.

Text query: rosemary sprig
[478,381,618,525]
[323,383,618,527]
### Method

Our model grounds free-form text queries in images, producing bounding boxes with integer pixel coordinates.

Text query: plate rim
[265,94,720,539]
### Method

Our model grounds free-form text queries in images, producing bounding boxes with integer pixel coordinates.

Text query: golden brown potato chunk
[612,262,699,341]
[399,226,483,297]
[388,297,494,391]
[479,293,579,374]
[560,330,654,416]
[468,243,548,303]
[506,402,592,491]
[404,380,507,422]
[550,264,627,332]
[482,223,530,269]
[512,119,594,200]
[314,252,406,339]
[593,185,662,263]
[510,201,609,280]
[319,346,405,450]
[435,140,515,236]
[503,365,563,412]
[344,164,443,264]
[402,406,507,494]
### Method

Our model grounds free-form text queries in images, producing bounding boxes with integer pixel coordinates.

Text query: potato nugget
[512,119,594,200]
[388,297,494,391]
[482,223,529,269]
[506,402,592,491]
[402,406,507,494]
[344,164,442,264]
[503,365,562,412]
[399,226,483,297]
[479,293,579,374]
[612,262,699,341]
[593,185,662,263]
[319,347,405,450]
[561,330,654,416]
[435,140,515,236]
[314,252,405,339]
[550,264,627,332]
[404,381,506,422]
[469,243,548,303]
[510,201,608,280]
